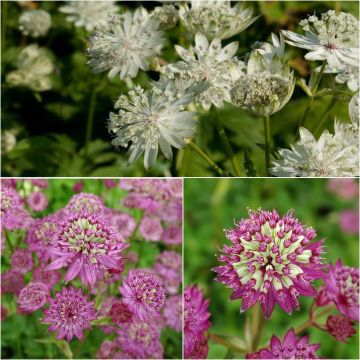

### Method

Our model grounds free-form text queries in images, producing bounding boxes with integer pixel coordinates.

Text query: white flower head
[162,33,245,110]
[108,81,203,169]
[6,45,54,92]
[323,63,359,92]
[59,1,119,32]
[179,0,258,40]
[230,33,295,116]
[271,122,359,177]
[282,10,359,67]
[151,4,178,30]
[19,9,51,38]
[88,8,165,80]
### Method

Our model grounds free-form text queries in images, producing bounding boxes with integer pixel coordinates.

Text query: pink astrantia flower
[323,259,359,321]
[340,209,359,234]
[32,265,61,290]
[110,211,136,239]
[139,216,163,241]
[327,178,358,199]
[31,179,48,188]
[104,179,118,188]
[164,295,182,331]
[184,284,211,359]
[11,249,34,274]
[187,334,209,360]
[46,211,128,287]
[326,315,356,342]
[27,191,48,212]
[120,270,165,321]
[42,286,97,342]
[163,226,182,245]
[116,320,164,359]
[1,270,24,295]
[64,193,104,214]
[72,181,84,193]
[213,209,325,319]
[109,302,133,325]
[18,282,48,313]
[246,328,320,359]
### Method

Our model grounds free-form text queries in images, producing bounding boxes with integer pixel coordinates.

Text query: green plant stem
[85,84,98,153]
[313,96,338,137]
[263,115,271,175]
[209,333,248,353]
[251,303,265,352]
[297,96,314,133]
[294,305,334,334]
[1,1,7,53]
[4,229,14,253]
[187,139,226,176]
[214,116,241,176]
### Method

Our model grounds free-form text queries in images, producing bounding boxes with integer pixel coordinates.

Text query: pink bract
[18,282,48,313]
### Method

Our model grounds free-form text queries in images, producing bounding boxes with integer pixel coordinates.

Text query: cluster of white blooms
[230,34,295,116]
[6,45,54,92]
[59,1,119,32]
[19,9,51,38]
[178,0,258,40]
[162,33,244,110]
[88,8,164,80]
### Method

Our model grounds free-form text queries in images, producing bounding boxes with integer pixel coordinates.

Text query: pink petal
[64,257,83,283]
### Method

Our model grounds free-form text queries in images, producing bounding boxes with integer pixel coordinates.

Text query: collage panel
[184,178,359,359]
[1,178,182,359]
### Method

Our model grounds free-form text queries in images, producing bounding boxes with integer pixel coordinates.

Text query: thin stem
[313,96,338,137]
[263,115,271,175]
[297,96,313,134]
[209,333,247,353]
[294,305,334,334]
[251,303,265,351]
[85,84,98,153]
[4,229,14,254]
[313,61,327,94]
[187,139,226,176]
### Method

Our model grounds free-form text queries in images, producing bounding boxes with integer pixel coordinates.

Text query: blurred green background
[1,179,181,359]
[184,178,359,359]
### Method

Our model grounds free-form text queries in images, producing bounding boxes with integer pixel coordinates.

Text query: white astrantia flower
[19,9,51,38]
[6,45,54,92]
[88,8,164,80]
[230,33,295,116]
[282,10,359,67]
[151,4,178,30]
[108,81,204,169]
[162,33,245,110]
[271,122,359,177]
[323,63,359,92]
[59,1,119,32]
[178,0,258,40]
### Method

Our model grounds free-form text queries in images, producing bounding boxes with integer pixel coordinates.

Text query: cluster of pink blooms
[1,179,182,358]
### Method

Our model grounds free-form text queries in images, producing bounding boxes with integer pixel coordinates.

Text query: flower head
[327,178,358,199]
[42,286,97,342]
[179,1,258,40]
[163,226,182,245]
[151,4,178,30]
[11,249,34,274]
[59,1,119,32]
[282,10,359,67]
[340,209,359,234]
[18,282,48,313]
[323,259,359,321]
[33,265,61,290]
[326,315,356,342]
[65,193,104,214]
[88,8,164,79]
[108,83,200,169]
[164,295,182,331]
[110,211,136,239]
[246,328,320,359]
[184,284,211,358]
[119,270,165,321]
[1,270,24,295]
[19,9,51,37]
[109,302,133,325]
[213,209,325,319]
[27,191,48,211]
[139,216,163,242]
[46,211,128,287]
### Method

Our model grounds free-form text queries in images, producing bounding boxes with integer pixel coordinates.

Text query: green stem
[251,303,265,352]
[214,116,241,176]
[85,84,98,153]
[209,333,247,353]
[4,229,14,253]
[313,61,327,94]
[187,139,226,176]
[263,115,271,175]
[297,96,313,134]
[1,1,7,53]
[313,96,338,137]
[294,305,334,334]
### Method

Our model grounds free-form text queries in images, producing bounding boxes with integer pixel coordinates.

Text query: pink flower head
[32,265,61,290]
[31,179,48,188]
[154,250,182,294]
[246,328,320,359]
[1,270,24,295]
[213,209,325,319]
[73,181,84,193]
[184,284,211,358]
[340,209,359,234]
[27,191,48,212]
[46,211,128,287]
[65,193,104,214]
[186,334,209,359]
[323,259,359,321]
[109,302,133,325]
[42,286,97,342]
[327,179,358,199]
[116,320,164,359]
[104,179,118,188]
[11,249,34,274]
[18,282,48,313]
[120,270,165,321]
[326,315,356,342]
[111,211,136,239]
[96,340,119,359]
[164,295,182,331]
[139,216,163,241]
[163,226,182,245]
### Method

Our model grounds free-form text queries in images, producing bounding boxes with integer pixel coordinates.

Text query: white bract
[230,34,295,116]
[178,0,258,40]
[162,33,244,110]
[151,4,178,30]
[349,93,359,126]
[88,8,164,80]
[19,9,51,38]
[282,10,359,67]
[59,1,119,32]
[108,82,204,169]
[6,45,54,92]
[323,63,359,92]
